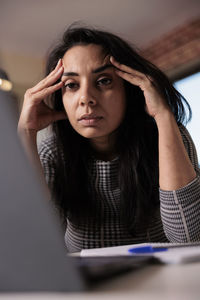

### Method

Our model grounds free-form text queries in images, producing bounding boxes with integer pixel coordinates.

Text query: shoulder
[38,136,59,186]
[38,135,58,162]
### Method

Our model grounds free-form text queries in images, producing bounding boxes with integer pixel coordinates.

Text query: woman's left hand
[110,56,171,119]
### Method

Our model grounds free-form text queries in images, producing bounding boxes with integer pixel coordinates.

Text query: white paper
[80,242,200,264]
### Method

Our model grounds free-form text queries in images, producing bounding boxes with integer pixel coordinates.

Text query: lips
[78,113,103,126]
[78,113,102,121]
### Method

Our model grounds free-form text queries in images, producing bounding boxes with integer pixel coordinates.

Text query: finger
[37,66,64,91]
[54,58,62,71]
[146,75,154,84]
[47,58,63,77]
[33,59,62,91]
[41,58,62,82]
[110,56,145,79]
[31,66,64,94]
[28,81,63,104]
[115,69,147,90]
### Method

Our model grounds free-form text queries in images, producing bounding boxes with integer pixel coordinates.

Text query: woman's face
[61,44,126,144]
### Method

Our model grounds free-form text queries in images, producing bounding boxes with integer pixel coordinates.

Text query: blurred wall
[142,18,200,80]
[0,51,44,113]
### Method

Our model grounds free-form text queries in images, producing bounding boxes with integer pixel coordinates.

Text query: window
[174,71,200,164]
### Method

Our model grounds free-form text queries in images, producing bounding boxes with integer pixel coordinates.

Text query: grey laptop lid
[0,90,86,292]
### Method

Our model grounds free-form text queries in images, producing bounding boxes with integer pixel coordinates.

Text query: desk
[0,262,200,300]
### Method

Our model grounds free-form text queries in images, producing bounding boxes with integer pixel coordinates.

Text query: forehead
[62,44,109,70]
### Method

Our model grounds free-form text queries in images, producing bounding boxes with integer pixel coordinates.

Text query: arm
[159,125,200,242]
[152,93,200,242]
[18,59,66,190]
[110,56,197,190]
[110,56,200,242]
[155,111,196,190]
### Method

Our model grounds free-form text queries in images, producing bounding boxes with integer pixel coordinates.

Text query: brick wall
[141,18,200,80]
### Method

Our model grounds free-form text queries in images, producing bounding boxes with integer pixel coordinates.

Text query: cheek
[62,97,68,113]
[113,93,126,121]
[62,100,74,123]
[108,88,126,111]
[108,79,126,103]
[62,93,76,115]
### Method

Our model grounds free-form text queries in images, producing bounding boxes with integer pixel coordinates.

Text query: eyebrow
[62,64,113,77]
[92,64,113,73]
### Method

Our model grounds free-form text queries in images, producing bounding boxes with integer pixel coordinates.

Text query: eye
[97,77,112,86]
[64,82,79,90]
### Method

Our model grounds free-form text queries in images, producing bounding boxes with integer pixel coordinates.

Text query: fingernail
[56,59,61,66]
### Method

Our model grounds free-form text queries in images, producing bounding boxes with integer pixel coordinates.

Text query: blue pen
[128,245,168,254]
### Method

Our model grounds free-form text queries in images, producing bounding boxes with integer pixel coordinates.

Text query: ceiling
[1,0,200,58]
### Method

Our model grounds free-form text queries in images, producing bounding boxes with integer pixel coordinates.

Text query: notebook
[81,241,200,256]
[81,242,200,264]
[0,90,153,292]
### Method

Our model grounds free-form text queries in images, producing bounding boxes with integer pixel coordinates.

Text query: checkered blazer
[39,125,200,252]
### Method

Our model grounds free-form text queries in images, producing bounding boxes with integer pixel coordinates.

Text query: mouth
[78,114,103,126]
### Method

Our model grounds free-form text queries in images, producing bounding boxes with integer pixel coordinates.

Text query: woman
[18,25,200,252]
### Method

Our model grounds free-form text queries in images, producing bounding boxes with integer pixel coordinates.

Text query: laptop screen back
[0,91,85,292]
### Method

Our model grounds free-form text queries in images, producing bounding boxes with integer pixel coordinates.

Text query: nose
[80,95,96,106]
[79,85,97,107]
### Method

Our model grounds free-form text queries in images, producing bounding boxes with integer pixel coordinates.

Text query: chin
[77,128,108,139]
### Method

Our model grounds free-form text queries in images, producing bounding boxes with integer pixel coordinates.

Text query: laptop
[0,90,154,292]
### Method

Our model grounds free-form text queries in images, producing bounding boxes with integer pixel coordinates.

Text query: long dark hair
[45,24,191,231]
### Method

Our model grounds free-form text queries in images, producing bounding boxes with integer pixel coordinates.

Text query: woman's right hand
[18,59,67,134]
